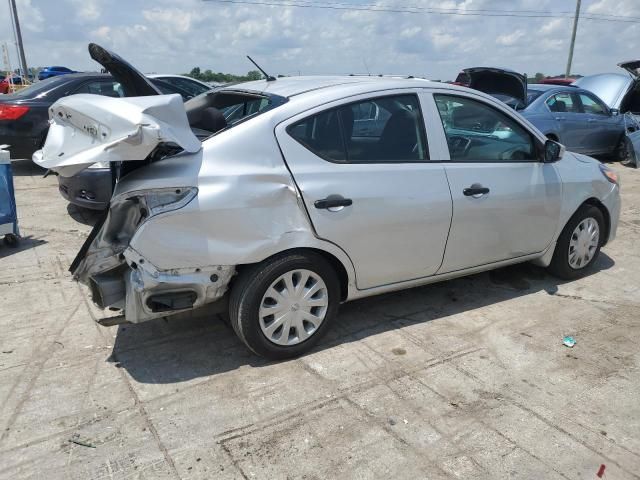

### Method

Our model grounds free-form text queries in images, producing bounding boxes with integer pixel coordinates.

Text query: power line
[203,0,640,23]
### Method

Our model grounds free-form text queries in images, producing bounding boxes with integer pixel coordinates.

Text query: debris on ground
[562,336,576,348]
[69,434,96,449]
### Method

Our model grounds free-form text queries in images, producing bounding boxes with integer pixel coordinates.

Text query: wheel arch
[235,247,351,301]
[582,197,611,245]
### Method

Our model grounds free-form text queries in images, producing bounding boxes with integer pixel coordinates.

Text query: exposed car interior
[619,83,640,114]
[184,90,282,139]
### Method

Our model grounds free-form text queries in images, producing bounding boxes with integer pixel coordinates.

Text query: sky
[0,0,639,81]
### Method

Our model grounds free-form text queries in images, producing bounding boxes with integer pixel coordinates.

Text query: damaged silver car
[574,61,640,167]
[35,44,621,358]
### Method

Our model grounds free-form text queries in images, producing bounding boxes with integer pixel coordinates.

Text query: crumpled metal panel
[33,93,201,177]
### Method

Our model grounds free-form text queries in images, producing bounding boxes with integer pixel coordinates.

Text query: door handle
[587,118,596,123]
[314,196,353,210]
[463,186,490,197]
[555,117,566,121]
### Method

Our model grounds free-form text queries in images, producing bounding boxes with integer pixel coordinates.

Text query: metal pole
[565,0,581,78]
[8,0,28,80]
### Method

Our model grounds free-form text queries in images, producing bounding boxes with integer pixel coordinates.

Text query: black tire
[229,252,340,359]
[548,205,605,280]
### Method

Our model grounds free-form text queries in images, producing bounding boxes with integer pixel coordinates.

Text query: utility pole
[8,0,28,79]
[565,0,581,78]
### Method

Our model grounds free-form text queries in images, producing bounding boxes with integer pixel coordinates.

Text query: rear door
[430,91,562,273]
[276,91,453,290]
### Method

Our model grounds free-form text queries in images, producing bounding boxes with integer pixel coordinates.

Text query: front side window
[434,94,537,162]
[288,94,428,163]
[579,93,608,115]
[546,93,581,113]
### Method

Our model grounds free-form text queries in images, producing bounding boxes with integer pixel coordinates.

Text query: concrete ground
[1,159,639,480]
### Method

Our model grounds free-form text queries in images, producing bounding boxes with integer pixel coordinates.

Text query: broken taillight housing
[0,104,30,120]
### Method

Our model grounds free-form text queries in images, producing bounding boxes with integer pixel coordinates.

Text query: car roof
[221,75,440,98]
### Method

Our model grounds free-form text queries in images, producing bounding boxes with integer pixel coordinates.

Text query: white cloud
[0,0,638,80]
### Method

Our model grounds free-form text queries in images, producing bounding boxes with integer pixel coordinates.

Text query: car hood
[573,61,640,110]
[88,43,161,97]
[32,94,200,177]
[464,67,527,107]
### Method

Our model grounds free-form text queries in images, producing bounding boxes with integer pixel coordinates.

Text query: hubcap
[259,269,329,346]
[568,218,600,270]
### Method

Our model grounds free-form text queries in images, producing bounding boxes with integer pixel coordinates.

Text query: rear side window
[288,94,428,163]
[546,93,581,113]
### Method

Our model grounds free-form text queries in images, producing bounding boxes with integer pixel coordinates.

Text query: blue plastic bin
[0,146,19,246]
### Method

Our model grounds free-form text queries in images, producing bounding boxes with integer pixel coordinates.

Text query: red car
[540,77,577,86]
[0,75,26,94]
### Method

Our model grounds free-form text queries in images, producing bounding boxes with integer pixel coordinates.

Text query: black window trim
[434,92,544,163]
[286,92,430,165]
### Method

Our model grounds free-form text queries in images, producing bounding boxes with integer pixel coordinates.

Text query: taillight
[0,105,30,120]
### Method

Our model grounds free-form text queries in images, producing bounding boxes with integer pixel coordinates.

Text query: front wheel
[547,205,605,280]
[229,252,340,359]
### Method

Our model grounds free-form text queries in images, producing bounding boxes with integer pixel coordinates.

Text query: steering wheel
[499,147,530,161]
[449,135,471,158]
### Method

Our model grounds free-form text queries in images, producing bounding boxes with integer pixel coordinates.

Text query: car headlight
[599,164,619,185]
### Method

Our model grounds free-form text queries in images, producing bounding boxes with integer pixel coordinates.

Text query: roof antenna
[247,55,276,82]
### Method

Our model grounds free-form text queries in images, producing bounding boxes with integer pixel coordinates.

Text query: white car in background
[35,44,621,359]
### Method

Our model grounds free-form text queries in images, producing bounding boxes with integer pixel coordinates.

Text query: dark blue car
[464,67,629,160]
[37,66,77,81]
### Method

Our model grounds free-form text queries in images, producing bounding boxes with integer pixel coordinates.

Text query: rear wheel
[548,205,604,280]
[229,252,340,359]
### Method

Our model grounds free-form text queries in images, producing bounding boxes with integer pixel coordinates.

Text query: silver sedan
[36,45,621,359]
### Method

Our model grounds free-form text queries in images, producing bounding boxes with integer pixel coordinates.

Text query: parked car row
[33,44,620,358]
[461,66,636,161]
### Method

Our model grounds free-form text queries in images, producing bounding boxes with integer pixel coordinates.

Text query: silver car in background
[35,45,621,359]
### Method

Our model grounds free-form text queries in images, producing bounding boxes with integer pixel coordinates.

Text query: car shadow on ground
[108,253,615,384]
[8,158,45,176]
[0,234,47,259]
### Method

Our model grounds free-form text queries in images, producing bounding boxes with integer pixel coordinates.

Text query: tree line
[185,67,264,83]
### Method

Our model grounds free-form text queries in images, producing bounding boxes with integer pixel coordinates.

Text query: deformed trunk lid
[89,43,161,97]
[33,94,201,176]
[464,67,528,108]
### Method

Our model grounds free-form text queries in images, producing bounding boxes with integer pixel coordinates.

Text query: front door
[431,92,562,273]
[276,92,453,290]
[546,92,590,153]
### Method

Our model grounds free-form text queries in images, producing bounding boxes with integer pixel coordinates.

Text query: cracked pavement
[1,160,639,479]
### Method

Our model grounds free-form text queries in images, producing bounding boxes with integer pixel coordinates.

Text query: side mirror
[610,108,620,116]
[543,139,564,163]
